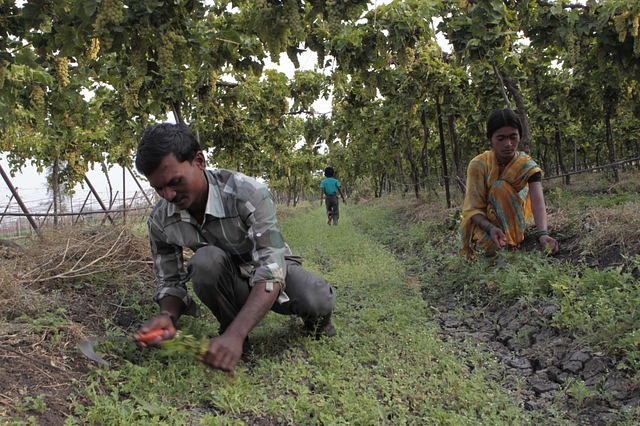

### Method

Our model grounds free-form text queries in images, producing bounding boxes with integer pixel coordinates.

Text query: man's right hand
[135,314,176,348]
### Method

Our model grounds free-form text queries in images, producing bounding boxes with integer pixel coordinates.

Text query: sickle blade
[78,337,109,366]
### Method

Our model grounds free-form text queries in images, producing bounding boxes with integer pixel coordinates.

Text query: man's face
[146,152,208,212]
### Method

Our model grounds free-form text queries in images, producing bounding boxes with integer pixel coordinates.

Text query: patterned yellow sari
[460,150,542,258]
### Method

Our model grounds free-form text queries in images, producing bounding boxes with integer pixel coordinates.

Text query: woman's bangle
[160,311,177,327]
[485,223,495,234]
[535,230,550,241]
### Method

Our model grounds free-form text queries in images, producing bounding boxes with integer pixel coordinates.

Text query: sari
[460,150,542,258]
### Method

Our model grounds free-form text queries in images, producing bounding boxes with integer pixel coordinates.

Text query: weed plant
[67,205,536,425]
[349,193,640,423]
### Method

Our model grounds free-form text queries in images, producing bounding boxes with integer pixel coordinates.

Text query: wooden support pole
[0,164,39,234]
[0,194,15,225]
[74,192,93,225]
[123,166,126,223]
[127,167,153,206]
[84,176,114,224]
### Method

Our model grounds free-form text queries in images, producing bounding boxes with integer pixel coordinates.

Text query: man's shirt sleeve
[148,217,199,316]
[241,185,288,292]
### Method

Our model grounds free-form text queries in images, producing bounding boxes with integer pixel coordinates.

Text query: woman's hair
[324,167,335,177]
[135,123,201,176]
[486,108,522,139]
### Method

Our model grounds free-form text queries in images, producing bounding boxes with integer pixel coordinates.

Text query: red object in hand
[134,327,175,343]
[498,237,507,248]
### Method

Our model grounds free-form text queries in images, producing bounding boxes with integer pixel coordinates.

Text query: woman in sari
[461,108,559,259]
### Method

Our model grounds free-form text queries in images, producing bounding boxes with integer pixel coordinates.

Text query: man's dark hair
[135,123,201,176]
[324,167,334,178]
[486,108,522,140]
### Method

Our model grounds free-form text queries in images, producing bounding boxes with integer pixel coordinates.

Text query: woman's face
[490,126,520,163]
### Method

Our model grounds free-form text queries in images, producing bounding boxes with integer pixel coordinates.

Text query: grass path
[78,205,533,425]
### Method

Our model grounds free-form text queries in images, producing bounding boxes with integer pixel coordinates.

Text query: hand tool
[78,328,174,366]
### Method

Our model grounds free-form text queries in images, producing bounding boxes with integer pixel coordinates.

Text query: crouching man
[134,123,336,372]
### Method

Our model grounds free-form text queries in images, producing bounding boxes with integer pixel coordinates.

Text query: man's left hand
[201,332,244,373]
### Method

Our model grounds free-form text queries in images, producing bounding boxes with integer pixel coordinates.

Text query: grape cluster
[344,4,361,20]
[87,38,100,61]
[157,35,174,74]
[54,57,69,86]
[255,0,269,9]
[62,111,75,128]
[397,46,415,68]
[259,10,290,63]
[130,42,147,78]
[564,30,579,67]
[157,31,187,74]
[614,11,630,42]
[325,0,342,36]
[30,84,46,125]
[124,77,144,116]
[100,34,114,52]
[138,26,154,42]
[79,38,100,68]
[280,0,303,39]
[93,0,125,51]
[93,0,125,31]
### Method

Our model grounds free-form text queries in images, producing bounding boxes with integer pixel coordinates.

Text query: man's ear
[194,151,207,170]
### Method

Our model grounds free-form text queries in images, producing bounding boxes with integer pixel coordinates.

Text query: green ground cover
[4,177,640,425]
[55,206,536,425]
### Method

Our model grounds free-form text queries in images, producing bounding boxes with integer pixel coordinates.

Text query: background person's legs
[326,195,339,226]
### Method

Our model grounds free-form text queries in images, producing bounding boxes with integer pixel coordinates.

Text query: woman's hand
[539,234,559,255]
[489,226,507,250]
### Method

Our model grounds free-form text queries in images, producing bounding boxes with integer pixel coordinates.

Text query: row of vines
[0,0,639,203]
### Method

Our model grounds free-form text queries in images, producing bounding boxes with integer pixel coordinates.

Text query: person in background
[460,108,559,260]
[320,167,347,226]
[134,123,337,373]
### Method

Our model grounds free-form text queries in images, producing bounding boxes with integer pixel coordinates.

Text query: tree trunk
[52,157,59,226]
[491,60,512,110]
[505,77,531,155]
[292,175,298,207]
[396,153,407,196]
[605,110,619,182]
[404,129,420,199]
[542,142,549,176]
[555,126,570,185]
[171,100,185,125]
[436,98,451,208]
[447,114,464,193]
[420,109,431,181]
